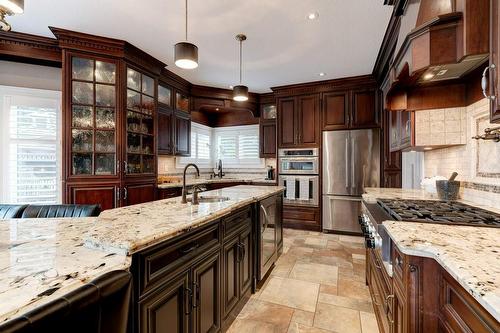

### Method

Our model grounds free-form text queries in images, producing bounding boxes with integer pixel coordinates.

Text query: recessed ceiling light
[424,147,433,151]
[229,85,233,89]
[319,72,325,77]
[307,12,319,20]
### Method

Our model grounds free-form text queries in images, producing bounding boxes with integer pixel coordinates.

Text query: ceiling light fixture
[423,72,435,81]
[233,34,249,102]
[0,0,24,31]
[307,12,319,20]
[319,72,325,77]
[174,0,198,69]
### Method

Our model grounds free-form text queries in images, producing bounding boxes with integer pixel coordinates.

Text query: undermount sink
[187,196,231,203]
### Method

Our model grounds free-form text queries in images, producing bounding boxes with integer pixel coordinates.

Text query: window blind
[0,87,61,204]
[214,125,263,168]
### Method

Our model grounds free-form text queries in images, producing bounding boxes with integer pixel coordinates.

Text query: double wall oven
[278,148,319,207]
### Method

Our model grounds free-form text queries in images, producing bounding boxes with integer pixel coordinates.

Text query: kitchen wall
[424,98,500,207]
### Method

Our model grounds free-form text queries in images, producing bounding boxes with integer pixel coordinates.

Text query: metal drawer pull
[482,64,496,100]
[181,243,199,254]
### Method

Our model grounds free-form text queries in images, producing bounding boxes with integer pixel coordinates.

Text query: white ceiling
[9,0,393,93]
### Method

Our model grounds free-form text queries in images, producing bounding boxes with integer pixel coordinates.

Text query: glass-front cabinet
[70,56,117,176]
[126,67,155,175]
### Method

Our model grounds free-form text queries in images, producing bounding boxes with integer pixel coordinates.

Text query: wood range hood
[385,0,489,111]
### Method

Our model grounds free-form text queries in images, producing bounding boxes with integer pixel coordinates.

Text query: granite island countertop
[0,217,130,324]
[0,185,283,326]
[88,185,284,254]
[382,221,500,323]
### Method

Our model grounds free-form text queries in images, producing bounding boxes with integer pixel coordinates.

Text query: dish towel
[286,177,296,200]
[299,178,310,201]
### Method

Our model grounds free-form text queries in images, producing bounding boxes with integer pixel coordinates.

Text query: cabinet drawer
[440,271,499,333]
[392,244,405,291]
[283,206,320,231]
[222,206,252,237]
[136,220,221,296]
[369,250,393,320]
[369,252,391,333]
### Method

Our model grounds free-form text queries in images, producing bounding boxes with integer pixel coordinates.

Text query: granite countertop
[157,177,276,189]
[0,217,130,324]
[382,221,500,322]
[0,185,283,325]
[88,185,284,255]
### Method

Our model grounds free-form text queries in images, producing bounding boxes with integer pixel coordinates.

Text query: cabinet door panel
[298,94,320,146]
[158,109,173,155]
[491,0,500,122]
[278,97,296,147]
[322,91,349,130]
[351,89,378,128]
[192,251,221,333]
[390,111,400,152]
[68,183,118,210]
[222,235,240,318]
[175,112,191,156]
[125,183,155,206]
[260,120,276,157]
[239,226,252,296]
[139,271,190,333]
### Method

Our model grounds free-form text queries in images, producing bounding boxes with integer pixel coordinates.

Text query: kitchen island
[362,188,500,333]
[0,185,284,333]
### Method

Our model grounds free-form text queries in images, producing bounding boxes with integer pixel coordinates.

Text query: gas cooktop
[377,199,500,228]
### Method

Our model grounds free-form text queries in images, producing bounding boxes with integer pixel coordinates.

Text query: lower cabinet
[124,182,156,206]
[132,193,283,333]
[282,205,321,231]
[67,182,119,210]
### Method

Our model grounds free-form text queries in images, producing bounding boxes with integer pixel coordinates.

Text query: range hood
[390,0,489,85]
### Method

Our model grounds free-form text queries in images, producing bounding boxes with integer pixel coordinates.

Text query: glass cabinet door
[262,104,277,120]
[70,56,117,176]
[126,67,156,175]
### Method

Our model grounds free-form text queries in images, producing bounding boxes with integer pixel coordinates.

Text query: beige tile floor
[227,228,379,333]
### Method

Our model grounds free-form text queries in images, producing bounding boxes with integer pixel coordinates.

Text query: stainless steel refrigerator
[322,129,380,234]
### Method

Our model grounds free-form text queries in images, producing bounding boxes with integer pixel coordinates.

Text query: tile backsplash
[423,98,500,207]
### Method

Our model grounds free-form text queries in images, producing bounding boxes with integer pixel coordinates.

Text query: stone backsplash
[423,98,500,207]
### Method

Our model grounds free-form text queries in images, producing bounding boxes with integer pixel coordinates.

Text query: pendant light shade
[174,0,198,69]
[233,34,248,102]
[0,0,24,31]
[174,42,198,69]
[233,85,249,102]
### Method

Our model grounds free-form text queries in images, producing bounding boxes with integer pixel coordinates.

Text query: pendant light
[233,34,249,102]
[0,0,24,31]
[174,0,198,69]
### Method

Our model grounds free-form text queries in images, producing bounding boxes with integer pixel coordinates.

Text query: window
[214,125,263,168]
[177,122,212,167]
[0,86,62,204]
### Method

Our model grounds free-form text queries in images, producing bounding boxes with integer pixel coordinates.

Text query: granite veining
[0,217,130,324]
[382,221,500,322]
[88,185,284,254]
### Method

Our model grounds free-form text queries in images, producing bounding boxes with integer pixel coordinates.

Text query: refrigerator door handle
[345,137,349,188]
[350,137,355,190]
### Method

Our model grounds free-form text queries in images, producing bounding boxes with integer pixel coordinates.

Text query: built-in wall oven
[278,148,319,207]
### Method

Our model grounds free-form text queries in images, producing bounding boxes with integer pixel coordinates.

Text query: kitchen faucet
[181,163,200,204]
[213,159,224,178]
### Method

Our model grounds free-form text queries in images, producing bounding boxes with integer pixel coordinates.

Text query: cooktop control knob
[365,237,376,249]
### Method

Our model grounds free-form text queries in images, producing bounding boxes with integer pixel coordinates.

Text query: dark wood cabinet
[157,187,182,199]
[278,97,296,147]
[158,108,173,155]
[138,270,190,333]
[321,88,379,131]
[68,182,119,211]
[322,91,349,130]
[277,94,320,148]
[351,89,379,128]
[259,120,276,157]
[192,251,221,333]
[222,234,240,319]
[389,110,413,152]
[490,0,500,123]
[124,182,156,206]
[174,111,191,157]
[282,205,321,231]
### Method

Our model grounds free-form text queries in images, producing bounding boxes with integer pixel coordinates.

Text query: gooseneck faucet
[217,159,224,178]
[181,163,200,204]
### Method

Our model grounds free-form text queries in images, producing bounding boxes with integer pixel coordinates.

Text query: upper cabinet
[321,88,379,130]
[259,103,277,158]
[69,55,119,178]
[277,94,320,148]
[489,0,500,122]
